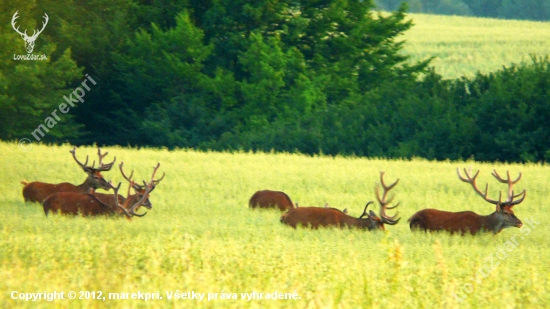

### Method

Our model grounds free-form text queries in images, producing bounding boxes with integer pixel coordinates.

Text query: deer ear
[369,210,377,219]
[495,204,502,212]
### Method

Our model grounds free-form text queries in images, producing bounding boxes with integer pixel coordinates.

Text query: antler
[11,11,48,39]
[359,201,375,219]
[115,162,163,218]
[111,180,151,218]
[70,147,93,172]
[457,167,502,205]
[150,163,165,185]
[491,170,526,206]
[70,147,115,173]
[110,181,130,217]
[35,13,49,38]
[119,161,139,190]
[95,148,116,171]
[11,11,25,36]
[374,171,400,225]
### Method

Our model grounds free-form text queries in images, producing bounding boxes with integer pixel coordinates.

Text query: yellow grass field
[399,13,550,79]
[1,141,549,308]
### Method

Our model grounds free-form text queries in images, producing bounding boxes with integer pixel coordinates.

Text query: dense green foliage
[1,0,549,162]
[375,0,550,21]
[1,142,549,308]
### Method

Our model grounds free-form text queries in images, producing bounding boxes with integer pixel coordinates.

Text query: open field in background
[399,13,550,79]
[1,141,549,308]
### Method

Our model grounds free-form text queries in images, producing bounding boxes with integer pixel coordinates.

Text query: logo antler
[11,11,49,53]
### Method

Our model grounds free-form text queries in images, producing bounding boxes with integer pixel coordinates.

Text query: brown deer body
[22,147,115,203]
[409,168,526,235]
[42,163,162,218]
[281,172,400,230]
[249,190,294,211]
[43,192,123,217]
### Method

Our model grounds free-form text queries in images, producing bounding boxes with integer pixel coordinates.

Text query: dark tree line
[1,0,549,162]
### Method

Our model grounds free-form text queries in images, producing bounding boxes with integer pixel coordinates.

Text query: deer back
[22,147,114,203]
[249,190,294,211]
[42,192,115,216]
[408,206,522,235]
[281,207,377,229]
[22,182,69,203]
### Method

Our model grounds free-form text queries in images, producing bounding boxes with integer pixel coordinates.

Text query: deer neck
[77,176,95,193]
[347,217,375,229]
[482,212,504,234]
[124,194,139,209]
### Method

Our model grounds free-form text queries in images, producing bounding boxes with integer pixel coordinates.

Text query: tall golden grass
[1,141,548,308]
[399,13,550,79]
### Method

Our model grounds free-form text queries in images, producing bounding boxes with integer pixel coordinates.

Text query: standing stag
[42,163,162,218]
[21,147,115,203]
[280,172,400,230]
[408,168,526,235]
[249,190,295,211]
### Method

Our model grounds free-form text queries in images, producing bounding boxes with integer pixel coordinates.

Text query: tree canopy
[1,0,550,163]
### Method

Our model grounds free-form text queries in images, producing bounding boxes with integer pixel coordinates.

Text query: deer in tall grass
[42,163,162,218]
[21,147,115,203]
[280,172,400,230]
[408,168,526,235]
[92,162,164,212]
[249,190,295,211]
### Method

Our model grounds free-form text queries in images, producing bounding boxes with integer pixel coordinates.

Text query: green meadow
[399,13,550,79]
[1,141,549,308]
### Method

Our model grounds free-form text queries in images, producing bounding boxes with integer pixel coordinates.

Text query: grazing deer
[21,147,115,203]
[92,162,165,212]
[249,190,295,211]
[280,172,400,230]
[42,163,162,218]
[408,168,526,235]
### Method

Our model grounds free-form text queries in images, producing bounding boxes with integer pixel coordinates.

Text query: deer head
[112,163,163,218]
[457,167,526,231]
[70,147,115,192]
[11,11,49,53]
[359,171,401,230]
[119,161,165,210]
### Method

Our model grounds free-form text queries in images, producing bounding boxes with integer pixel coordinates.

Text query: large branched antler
[457,167,501,205]
[70,147,115,173]
[119,161,140,191]
[491,169,526,206]
[374,171,400,225]
[457,167,526,207]
[95,148,116,171]
[70,147,92,172]
[114,162,163,218]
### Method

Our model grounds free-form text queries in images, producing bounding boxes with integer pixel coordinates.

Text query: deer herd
[21,146,528,235]
[22,147,164,219]
[251,168,528,235]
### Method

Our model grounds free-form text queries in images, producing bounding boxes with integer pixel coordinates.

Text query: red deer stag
[280,172,400,230]
[408,168,526,235]
[249,190,295,211]
[42,163,162,218]
[21,147,115,203]
[92,162,165,212]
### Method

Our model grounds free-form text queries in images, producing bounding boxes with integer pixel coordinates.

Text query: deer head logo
[11,11,49,54]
